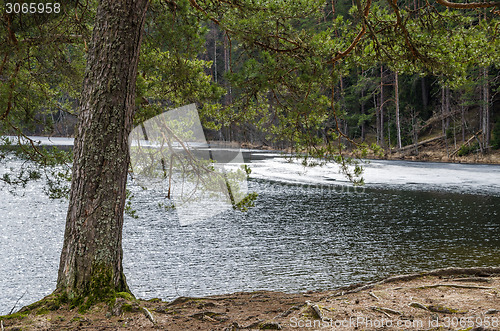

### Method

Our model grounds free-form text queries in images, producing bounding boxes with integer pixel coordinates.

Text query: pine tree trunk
[223,34,232,106]
[445,87,450,156]
[394,71,402,149]
[421,77,428,108]
[56,0,149,301]
[445,87,450,129]
[379,66,384,147]
[461,101,466,144]
[482,67,490,150]
[213,26,218,83]
[361,87,365,142]
[441,87,446,136]
[374,90,380,145]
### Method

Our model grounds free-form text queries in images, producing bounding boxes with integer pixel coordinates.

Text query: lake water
[1,154,499,315]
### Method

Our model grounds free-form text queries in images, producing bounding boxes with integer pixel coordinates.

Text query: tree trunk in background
[441,86,449,156]
[213,26,218,83]
[394,71,402,149]
[57,0,149,300]
[461,101,466,144]
[445,87,450,130]
[361,88,365,141]
[223,34,232,106]
[482,67,490,150]
[421,77,428,108]
[446,87,450,155]
[441,87,446,136]
[411,107,418,154]
[379,66,384,147]
[374,91,380,145]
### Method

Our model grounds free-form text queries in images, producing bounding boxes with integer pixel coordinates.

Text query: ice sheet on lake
[1,135,74,146]
[248,157,500,195]
[2,134,498,196]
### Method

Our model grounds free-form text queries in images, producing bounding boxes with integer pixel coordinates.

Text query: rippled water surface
[1,157,499,314]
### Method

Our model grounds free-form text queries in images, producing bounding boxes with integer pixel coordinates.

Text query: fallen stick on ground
[370,306,402,316]
[393,284,493,290]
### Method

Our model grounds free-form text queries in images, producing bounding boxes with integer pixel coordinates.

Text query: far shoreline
[2,135,500,165]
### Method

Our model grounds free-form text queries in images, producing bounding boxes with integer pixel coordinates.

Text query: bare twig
[409,302,429,310]
[142,307,155,325]
[394,284,493,290]
[452,277,491,283]
[371,306,402,316]
[9,290,27,315]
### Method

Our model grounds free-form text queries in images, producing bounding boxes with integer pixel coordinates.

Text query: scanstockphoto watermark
[289,316,500,329]
[292,182,367,195]
[128,104,249,226]
[289,317,424,329]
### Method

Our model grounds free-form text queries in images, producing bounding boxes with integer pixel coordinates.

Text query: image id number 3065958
[5,2,60,14]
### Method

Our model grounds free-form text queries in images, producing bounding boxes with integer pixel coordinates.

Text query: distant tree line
[201,0,499,154]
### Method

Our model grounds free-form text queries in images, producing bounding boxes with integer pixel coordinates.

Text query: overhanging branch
[330,0,372,63]
[435,0,500,9]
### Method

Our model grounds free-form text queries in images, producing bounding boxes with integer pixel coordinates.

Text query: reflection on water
[1,163,499,314]
[123,179,500,301]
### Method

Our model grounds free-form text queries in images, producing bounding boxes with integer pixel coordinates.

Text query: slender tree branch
[188,0,223,26]
[388,0,428,61]
[435,0,500,9]
[330,0,372,63]
[0,62,21,121]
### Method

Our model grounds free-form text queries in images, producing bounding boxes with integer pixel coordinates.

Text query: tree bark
[394,71,402,149]
[461,100,466,144]
[379,66,384,148]
[421,77,428,108]
[213,25,218,83]
[482,67,490,149]
[57,0,149,301]
[361,86,365,141]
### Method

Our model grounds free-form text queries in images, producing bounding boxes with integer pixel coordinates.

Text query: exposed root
[394,284,494,290]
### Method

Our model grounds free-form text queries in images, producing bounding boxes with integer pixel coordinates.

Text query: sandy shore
[2,267,499,330]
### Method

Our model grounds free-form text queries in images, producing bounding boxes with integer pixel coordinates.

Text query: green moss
[36,308,50,315]
[0,293,69,321]
[427,305,464,314]
[147,298,162,303]
[44,296,63,311]
[70,296,84,310]
[116,292,135,301]
[0,310,29,320]
[77,264,131,313]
